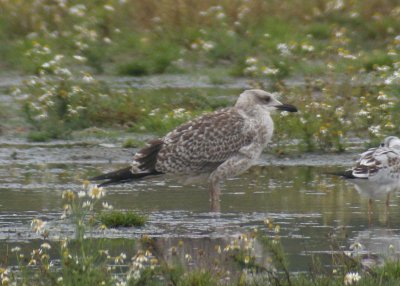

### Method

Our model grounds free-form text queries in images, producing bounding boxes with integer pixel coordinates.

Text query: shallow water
[1,140,400,271]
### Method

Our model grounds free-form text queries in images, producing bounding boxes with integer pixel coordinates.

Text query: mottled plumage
[341,136,400,208]
[91,89,297,211]
[155,108,256,174]
[347,136,400,183]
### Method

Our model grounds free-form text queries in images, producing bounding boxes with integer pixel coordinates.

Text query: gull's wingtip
[325,170,359,179]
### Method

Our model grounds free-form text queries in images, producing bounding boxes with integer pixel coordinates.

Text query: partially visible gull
[91,89,298,211]
[338,136,400,209]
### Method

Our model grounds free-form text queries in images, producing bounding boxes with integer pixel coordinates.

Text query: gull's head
[235,89,298,113]
[381,136,400,149]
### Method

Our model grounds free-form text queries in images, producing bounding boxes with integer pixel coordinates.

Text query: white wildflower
[376,65,390,72]
[172,108,186,118]
[115,252,127,264]
[357,109,369,116]
[377,92,388,100]
[350,12,359,18]
[202,41,215,51]
[385,70,400,85]
[301,43,315,52]
[103,37,112,44]
[35,112,48,121]
[338,49,357,60]
[11,246,21,252]
[54,54,64,62]
[104,5,115,11]
[262,66,279,75]
[349,242,363,251]
[42,46,51,54]
[244,66,257,74]
[134,252,148,263]
[88,185,105,199]
[368,125,381,136]
[82,201,91,208]
[68,105,78,116]
[69,4,86,17]
[73,55,87,62]
[245,57,257,65]
[82,73,94,83]
[31,219,47,234]
[190,42,198,50]
[54,67,72,77]
[326,0,344,11]
[102,202,113,210]
[41,242,51,250]
[77,191,86,198]
[148,108,160,116]
[131,270,141,280]
[344,272,361,285]
[41,62,52,69]
[277,43,291,56]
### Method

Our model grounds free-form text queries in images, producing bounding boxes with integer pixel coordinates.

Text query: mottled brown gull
[336,136,400,214]
[91,89,298,211]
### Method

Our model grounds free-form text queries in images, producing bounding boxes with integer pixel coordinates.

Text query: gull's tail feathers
[91,139,164,187]
[90,167,160,187]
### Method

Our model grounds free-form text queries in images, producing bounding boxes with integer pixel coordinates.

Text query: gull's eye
[263,96,271,103]
[380,143,385,147]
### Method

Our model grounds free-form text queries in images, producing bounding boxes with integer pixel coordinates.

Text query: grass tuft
[99,211,147,228]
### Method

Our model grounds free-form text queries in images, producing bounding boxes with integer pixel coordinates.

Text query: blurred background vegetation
[0,0,399,151]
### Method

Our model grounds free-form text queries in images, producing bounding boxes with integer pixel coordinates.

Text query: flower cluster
[243,56,281,78]
[272,75,399,152]
[344,272,361,285]
[126,250,157,282]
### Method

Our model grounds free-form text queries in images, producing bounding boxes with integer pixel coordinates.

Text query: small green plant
[27,130,54,142]
[99,211,146,228]
[122,138,144,148]
[178,270,218,286]
[118,61,149,76]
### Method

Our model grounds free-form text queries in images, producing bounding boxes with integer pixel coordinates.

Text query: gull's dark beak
[276,103,298,112]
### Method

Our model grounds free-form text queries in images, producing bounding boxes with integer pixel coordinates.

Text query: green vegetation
[122,138,145,148]
[0,0,398,151]
[99,211,146,228]
[0,0,399,77]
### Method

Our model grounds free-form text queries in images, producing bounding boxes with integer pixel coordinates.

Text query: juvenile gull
[91,89,297,211]
[337,136,400,212]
